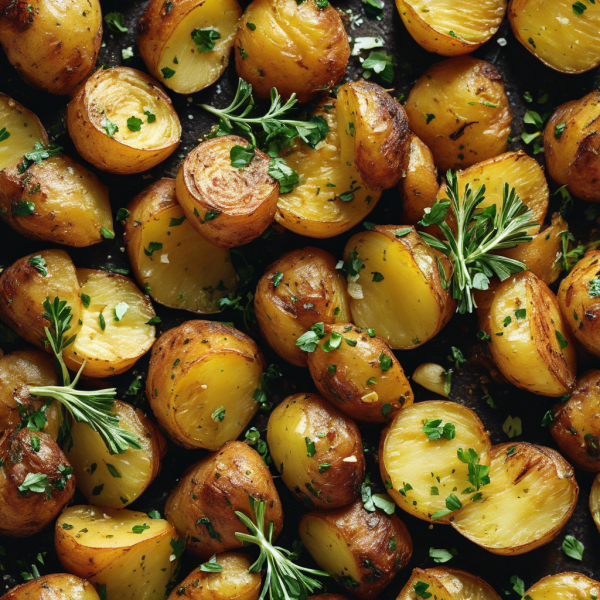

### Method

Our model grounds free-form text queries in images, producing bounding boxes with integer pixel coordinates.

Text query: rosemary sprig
[235,497,327,600]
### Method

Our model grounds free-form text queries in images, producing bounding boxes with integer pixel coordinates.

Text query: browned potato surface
[1,573,101,600]
[521,572,600,600]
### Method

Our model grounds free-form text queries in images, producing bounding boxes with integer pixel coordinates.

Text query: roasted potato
[66,400,166,508]
[55,505,179,600]
[175,136,279,248]
[66,67,181,174]
[0,0,102,95]
[63,269,157,378]
[406,57,512,171]
[509,0,600,74]
[379,400,491,523]
[1,573,101,600]
[267,393,365,509]
[234,0,349,103]
[309,597,351,600]
[0,427,75,537]
[307,325,414,423]
[147,320,265,450]
[0,155,113,247]
[488,271,576,397]
[168,552,262,600]
[591,473,600,533]
[451,443,578,555]
[0,249,83,349]
[139,0,242,94]
[254,247,351,367]
[165,441,283,558]
[545,90,600,202]
[522,572,600,600]
[124,178,238,313]
[343,226,455,349]
[299,499,412,600]
[0,93,47,171]
[396,0,506,56]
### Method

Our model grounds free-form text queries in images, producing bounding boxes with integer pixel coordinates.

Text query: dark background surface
[2,0,600,597]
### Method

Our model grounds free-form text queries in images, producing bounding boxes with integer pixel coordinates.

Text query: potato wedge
[509,0,600,74]
[307,325,414,423]
[176,136,279,248]
[343,226,455,349]
[451,443,578,555]
[1,573,101,600]
[0,427,75,537]
[63,269,157,378]
[299,499,412,600]
[0,249,83,350]
[522,572,600,600]
[489,271,576,397]
[168,552,262,600]
[0,94,47,171]
[147,320,265,450]
[0,0,102,95]
[55,505,179,600]
[234,0,349,103]
[396,0,506,56]
[254,247,352,367]
[66,67,181,174]
[380,400,491,523]
[406,57,512,171]
[267,393,365,509]
[139,0,242,94]
[0,155,113,247]
[165,441,283,558]
[124,178,238,313]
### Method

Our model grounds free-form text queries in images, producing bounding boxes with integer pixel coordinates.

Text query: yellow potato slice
[522,572,600,600]
[590,472,600,533]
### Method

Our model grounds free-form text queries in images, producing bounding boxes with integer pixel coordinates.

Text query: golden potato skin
[1,573,101,600]
[176,136,279,248]
[267,393,365,509]
[300,499,412,600]
[406,57,512,171]
[307,324,413,423]
[0,428,75,537]
[254,247,351,367]
[0,0,102,95]
[234,0,350,103]
[165,441,283,558]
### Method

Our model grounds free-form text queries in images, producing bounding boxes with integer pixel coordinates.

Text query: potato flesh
[591,473,600,532]
[381,401,491,523]
[523,572,600,600]
[2,574,101,600]
[398,568,500,600]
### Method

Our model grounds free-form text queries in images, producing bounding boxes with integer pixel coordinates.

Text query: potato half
[234,0,349,103]
[509,0,600,74]
[66,67,181,174]
[522,572,600,600]
[147,320,265,450]
[406,57,512,171]
[55,505,179,600]
[343,226,455,349]
[63,269,157,378]
[0,0,102,95]
[0,155,113,247]
[267,393,365,509]
[1,574,101,600]
[124,178,238,313]
[176,136,279,248]
[451,442,578,555]
[165,441,283,558]
[591,473,600,533]
[488,271,576,397]
[139,0,242,94]
[299,499,412,600]
[380,400,491,524]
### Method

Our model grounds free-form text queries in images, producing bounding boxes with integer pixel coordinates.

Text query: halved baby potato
[147,320,265,450]
[591,473,600,533]
[63,269,157,378]
[124,178,238,313]
[176,136,279,248]
[139,0,242,94]
[522,572,600,600]
[1,574,101,600]
[66,67,181,174]
[452,443,578,555]
[343,226,455,349]
[55,505,179,600]
[380,400,491,523]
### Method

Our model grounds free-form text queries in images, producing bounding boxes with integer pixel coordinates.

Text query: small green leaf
[127,116,143,132]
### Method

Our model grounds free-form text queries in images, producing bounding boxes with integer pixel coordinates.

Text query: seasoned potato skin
[165,441,283,558]
[1,573,101,600]
[234,0,349,103]
[267,393,365,509]
[0,428,75,537]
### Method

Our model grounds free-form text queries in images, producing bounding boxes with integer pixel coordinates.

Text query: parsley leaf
[191,27,221,52]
